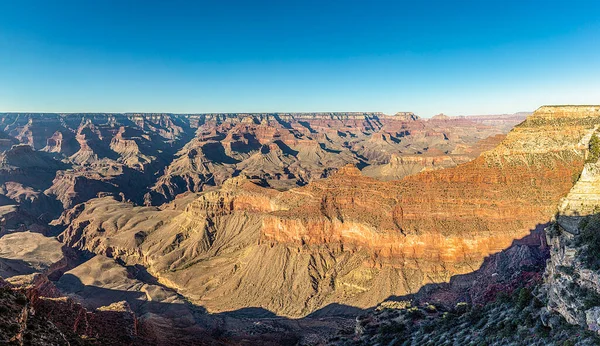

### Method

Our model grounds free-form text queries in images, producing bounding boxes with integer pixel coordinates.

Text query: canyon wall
[56,106,598,318]
[543,120,600,334]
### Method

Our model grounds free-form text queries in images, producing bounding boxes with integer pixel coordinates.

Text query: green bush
[425,304,437,313]
[576,215,600,270]
[516,288,533,310]
[454,302,470,315]
[572,171,581,185]
[495,291,511,304]
[557,265,576,277]
[378,322,407,335]
[547,222,562,237]
[15,293,28,306]
[465,306,484,324]
[407,307,425,320]
[582,288,600,309]
[587,134,600,163]
[533,297,545,309]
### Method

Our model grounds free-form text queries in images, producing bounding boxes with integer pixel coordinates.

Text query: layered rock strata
[56,106,597,318]
[543,122,600,335]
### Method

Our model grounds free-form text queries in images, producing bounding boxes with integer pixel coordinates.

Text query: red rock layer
[262,106,598,264]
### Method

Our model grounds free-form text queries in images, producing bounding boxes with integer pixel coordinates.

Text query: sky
[0,0,599,117]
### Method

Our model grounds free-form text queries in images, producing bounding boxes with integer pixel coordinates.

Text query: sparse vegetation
[339,286,600,346]
[547,222,562,238]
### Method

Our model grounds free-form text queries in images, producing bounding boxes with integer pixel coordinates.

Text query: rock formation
[542,124,600,335]
[53,106,596,320]
[18,108,600,344]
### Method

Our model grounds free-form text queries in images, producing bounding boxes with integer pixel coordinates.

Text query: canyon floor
[2,108,600,345]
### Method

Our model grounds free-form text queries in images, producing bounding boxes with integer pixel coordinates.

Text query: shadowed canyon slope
[54,106,600,318]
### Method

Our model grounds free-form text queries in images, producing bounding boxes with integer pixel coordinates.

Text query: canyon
[3,107,600,344]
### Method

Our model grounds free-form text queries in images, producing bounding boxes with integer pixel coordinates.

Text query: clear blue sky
[0,0,599,117]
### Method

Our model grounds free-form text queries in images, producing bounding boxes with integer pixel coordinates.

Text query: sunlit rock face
[55,106,599,318]
[262,106,595,256]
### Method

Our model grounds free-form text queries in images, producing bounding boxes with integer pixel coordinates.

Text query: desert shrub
[377,322,408,344]
[421,322,437,334]
[499,320,518,338]
[210,326,226,338]
[424,304,437,313]
[559,265,575,276]
[278,333,301,345]
[495,291,511,304]
[535,320,552,338]
[0,285,12,296]
[15,293,28,305]
[576,215,600,270]
[378,322,407,335]
[516,287,533,310]
[582,288,600,309]
[572,171,581,185]
[454,302,470,315]
[7,323,20,334]
[533,297,545,309]
[465,306,484,324]
[587,134,600,163]
[546,222,561,238]
[523,311,536,328]
[474,315,488,329]
[407,307,425,320]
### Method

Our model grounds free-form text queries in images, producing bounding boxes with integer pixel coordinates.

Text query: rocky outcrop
[361,151,478,181]
[0,277,70,345]
[0,114,198,224]
[262,106,594,256]
[543,127,600,335]
[0,274,143,345]
[42,131,80,156]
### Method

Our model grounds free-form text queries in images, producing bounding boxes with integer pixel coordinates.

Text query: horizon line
[0,110,534,117]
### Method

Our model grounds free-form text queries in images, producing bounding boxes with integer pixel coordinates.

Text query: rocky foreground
[4,107,600,344]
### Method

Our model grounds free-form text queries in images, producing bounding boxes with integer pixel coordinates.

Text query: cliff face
[55,106,598,318]
[543,125,600,335]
